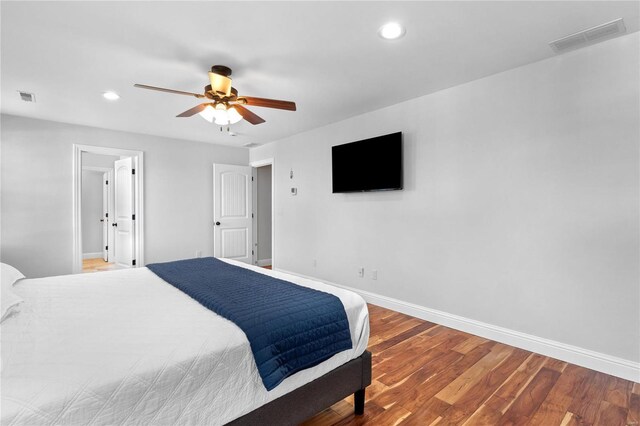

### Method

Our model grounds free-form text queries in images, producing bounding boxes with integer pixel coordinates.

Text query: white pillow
[1,263,25,323]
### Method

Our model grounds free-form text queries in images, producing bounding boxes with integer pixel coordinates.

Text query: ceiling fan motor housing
[211,65,232,77]
[209,65,233,97]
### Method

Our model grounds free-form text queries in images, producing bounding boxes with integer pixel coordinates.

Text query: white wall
[251,33,640,365]
[82,152,119,168]
[1,115,249,277]
[257,165,272,262]
[81,170,104,255]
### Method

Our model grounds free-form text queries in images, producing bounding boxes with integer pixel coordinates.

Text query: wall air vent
[18,91,36,102]
[550,18,626,54]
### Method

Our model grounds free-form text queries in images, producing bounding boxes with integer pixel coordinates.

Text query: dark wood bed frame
[228,350,372,425]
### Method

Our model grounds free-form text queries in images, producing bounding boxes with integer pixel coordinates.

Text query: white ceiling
[2,1,638,147]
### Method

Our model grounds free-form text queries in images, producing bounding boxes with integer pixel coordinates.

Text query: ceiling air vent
[243,143,261,148]
[18,91,36,102]
[549,18,626,54]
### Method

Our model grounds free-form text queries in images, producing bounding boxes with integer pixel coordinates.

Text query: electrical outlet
[371,270,378,280]
[358,267,364,278]
[196,251,202,258]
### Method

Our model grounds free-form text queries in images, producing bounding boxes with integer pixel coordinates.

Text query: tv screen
[332,132,403,193]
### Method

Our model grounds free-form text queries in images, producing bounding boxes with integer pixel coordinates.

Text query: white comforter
[0,260,369,425]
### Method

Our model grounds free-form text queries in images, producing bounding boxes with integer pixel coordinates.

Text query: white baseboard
[82,252,103,260]
[278,268,640,383]
[257,258,272,267]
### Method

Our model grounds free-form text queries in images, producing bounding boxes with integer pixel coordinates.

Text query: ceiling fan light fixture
[378,22,405,40]
[200,104,243,125]
[226,107,243,124]
[208,72,232,97]
[213,106,243,125]
[199,105,216,123]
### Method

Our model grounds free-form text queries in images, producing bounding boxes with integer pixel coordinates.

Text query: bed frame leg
[354,388,365,415]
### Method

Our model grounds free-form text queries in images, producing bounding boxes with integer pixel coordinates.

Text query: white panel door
[114,158,134,267]
[102,172,109,261]
[213,164,253,264]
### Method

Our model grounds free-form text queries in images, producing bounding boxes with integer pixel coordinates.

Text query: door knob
[215,221,221,226]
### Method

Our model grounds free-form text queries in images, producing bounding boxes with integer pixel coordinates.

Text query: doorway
[251,159,274,268]
[254,164,272,267]
[212,160,274,268]
[81,155,115,272]
[73,145,144,274]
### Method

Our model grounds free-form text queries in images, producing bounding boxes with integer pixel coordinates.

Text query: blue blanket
[147,257,352,391]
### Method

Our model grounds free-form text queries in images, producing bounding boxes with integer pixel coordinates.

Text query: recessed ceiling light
[378,22,405,40]
[103,91,120,101]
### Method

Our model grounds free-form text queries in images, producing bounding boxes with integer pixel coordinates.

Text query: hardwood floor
[304,304,639,426]
[82,257,122,273]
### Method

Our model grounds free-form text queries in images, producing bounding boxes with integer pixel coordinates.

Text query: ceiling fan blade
[233,105,266,125]
[176,103,209,117]
[240,96,296,111]
[134,84,205,98]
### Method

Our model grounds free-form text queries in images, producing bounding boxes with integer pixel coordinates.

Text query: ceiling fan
[134,65,296,126]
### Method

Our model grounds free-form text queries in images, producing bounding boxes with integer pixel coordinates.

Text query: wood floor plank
[567,370,610,425]
[375,350,464,409]
[628,393,640,426]
[604,376,632,409]
[593,400,627,426]
[497,367,561,425]
[462,404,503,425]
[439,347,531,424]
[369,317,425,346]
[368,321,437,354]
[451,335,490,355]
[366,403,412,426]
[379,334,469,386]
[398,397,450,426]
[485,353,547,413]
[543,357,568,373]
[363,380,389,401]
[528,363,592,425]
[436,344,514,405]
[560,412,578,426]
[376,329,465,381]
[399,342,496,413]
[330,402,386,426]
[304,304,638,426]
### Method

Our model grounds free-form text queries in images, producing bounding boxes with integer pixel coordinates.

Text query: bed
[0,259,371,425]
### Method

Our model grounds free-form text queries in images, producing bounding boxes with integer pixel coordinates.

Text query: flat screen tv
[332,132,403,193]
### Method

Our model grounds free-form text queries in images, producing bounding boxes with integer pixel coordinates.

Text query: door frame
[250,158,275,268]
[73,144,144,274]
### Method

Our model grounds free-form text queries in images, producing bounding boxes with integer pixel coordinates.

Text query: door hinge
[105,213,108,218]
[251,176,254,181]
[105,180,108,185]
[252,213,254,218]
[105,245,108,250]
[132,259,136,266]
[132,214,136,220]
[132,169,136,175]
[252,250,254,255]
